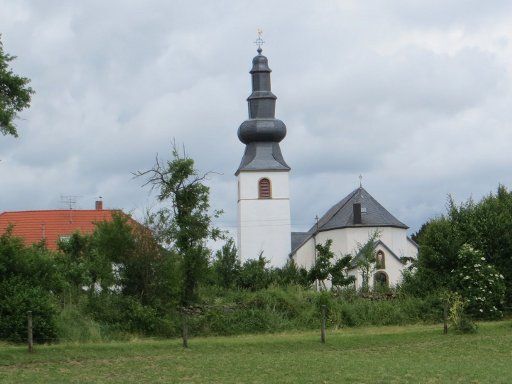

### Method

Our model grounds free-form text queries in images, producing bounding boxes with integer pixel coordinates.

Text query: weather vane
[254,28,265,53]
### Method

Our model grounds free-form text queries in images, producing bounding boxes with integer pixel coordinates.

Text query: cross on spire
[254,28,265,54]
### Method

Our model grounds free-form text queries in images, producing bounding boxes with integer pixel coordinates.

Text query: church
[235,46,418,288]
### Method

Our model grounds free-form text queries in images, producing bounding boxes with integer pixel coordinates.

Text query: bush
[85,294,164,336]
[237,255,271,291]
[0,277,58,342]
[449,293,477,334]
[453,244,505,319]
[186,287,443,337]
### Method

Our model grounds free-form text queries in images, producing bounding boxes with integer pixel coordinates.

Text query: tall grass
[188,286,443,336]
[55,306,103,343]
[52,287,444,342]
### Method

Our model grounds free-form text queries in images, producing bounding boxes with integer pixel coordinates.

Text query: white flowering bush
[452,244,505,319]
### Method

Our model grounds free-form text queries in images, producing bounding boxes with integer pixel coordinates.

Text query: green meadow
[1,321,511,383]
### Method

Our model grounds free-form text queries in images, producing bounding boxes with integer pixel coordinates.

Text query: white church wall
[237,170,291,266]
[292,226,418,288]
[405,238,419,257]
[294,237,316,269]
[310,227,416,260]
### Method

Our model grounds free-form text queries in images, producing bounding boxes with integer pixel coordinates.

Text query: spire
[237,44,286,144]
[235,36,290,175]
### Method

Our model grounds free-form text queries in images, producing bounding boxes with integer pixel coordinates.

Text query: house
[0,200,132,251]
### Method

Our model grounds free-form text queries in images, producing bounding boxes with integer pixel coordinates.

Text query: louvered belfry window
[258,178,271,199]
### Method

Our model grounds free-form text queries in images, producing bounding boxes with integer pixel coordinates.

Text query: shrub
[452,244,505,319]
[237,255,271,291]
[449,293,477,334]
[0,277,57,342]
[85,294,163,336]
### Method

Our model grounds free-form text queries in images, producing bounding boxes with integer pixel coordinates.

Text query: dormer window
[258,178,271,199]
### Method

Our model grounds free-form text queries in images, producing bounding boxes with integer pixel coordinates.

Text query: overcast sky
[1,0,512,237]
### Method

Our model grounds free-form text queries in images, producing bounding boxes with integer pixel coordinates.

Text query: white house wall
[237,171,291,266]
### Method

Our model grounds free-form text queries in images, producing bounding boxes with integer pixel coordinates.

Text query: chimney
[95,200,103,210]
[353,203,362,224]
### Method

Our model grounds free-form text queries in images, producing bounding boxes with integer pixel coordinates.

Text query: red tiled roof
[0,209,128,250]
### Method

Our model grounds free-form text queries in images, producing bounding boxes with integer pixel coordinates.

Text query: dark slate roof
[290,187,408,255]
[291,232,309,251]
[235,142,290,175]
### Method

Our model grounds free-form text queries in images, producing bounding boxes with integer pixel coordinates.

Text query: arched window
[258,178,271,199]
[374,271,388,288]
[376,250,385,269]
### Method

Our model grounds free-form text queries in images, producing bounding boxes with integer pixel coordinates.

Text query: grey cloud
[1,0,511,237]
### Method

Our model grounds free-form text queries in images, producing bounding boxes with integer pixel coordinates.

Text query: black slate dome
[235,48,290,175]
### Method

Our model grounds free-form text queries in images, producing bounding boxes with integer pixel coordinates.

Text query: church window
[258,178,271,199]
[374,271,388,288]
[376,250,385,269]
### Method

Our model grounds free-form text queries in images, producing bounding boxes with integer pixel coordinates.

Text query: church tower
[236,46,291,266]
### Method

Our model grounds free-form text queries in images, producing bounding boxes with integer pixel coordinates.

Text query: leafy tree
[56,232,93,298]
[272,259,310,288]
[212,238,240,289]
[308,240,335,290]
[409,185,512,307]
[402,217,463,295]
[121,223,180,308]
[135,142,221,346]
[330,255,356,291]
[0,35,34,137]
[308,239,355,291]
[355,231,380,292]
[237,253,271,291]
[0,228,59,341]
[0,277,57,342]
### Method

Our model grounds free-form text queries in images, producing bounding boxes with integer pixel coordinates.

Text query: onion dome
[236,48,290,175]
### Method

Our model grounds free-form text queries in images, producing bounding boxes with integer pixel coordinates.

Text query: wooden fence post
[27,311,33,353]
[443,301,449,335]
[321,305,326,344]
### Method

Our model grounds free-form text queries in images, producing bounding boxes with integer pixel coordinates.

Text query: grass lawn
[1,321,511,383]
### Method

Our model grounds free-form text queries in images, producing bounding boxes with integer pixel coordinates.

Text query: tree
[330,255,355,291]
[0,36,34,137]
[237,253,271,291]
[135,142,221,347]
[308,239,355,291]
[0,228,59,342]
[407,185,512,307]
[355,231,380,292]
[272,259,310,288]
[212,238,240,289]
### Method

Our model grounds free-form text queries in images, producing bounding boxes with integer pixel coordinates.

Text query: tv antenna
[60,195,81,210]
